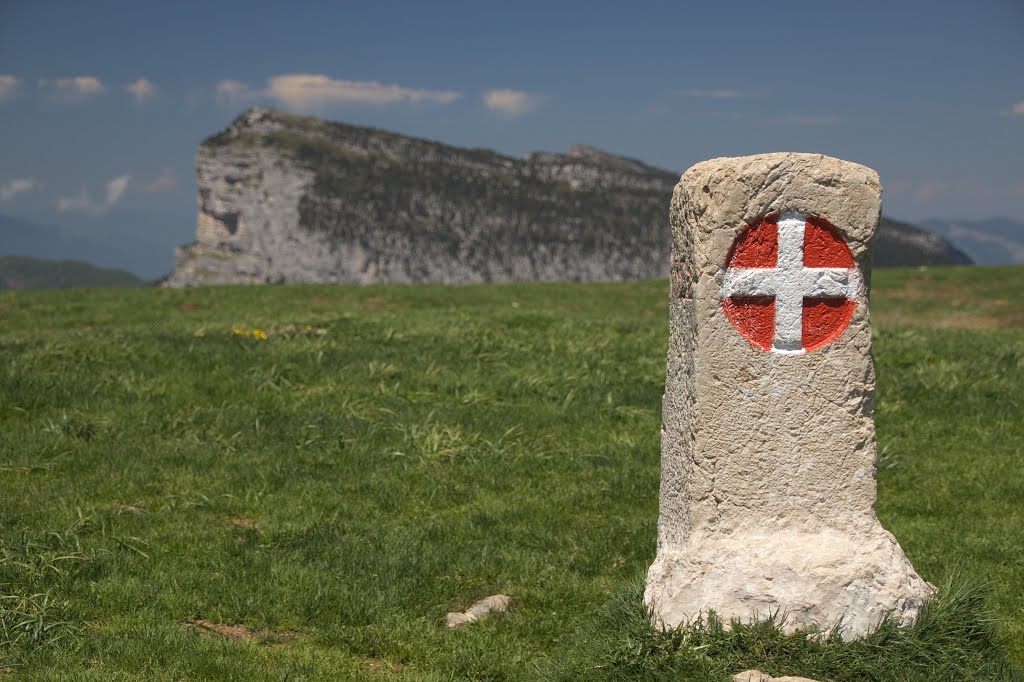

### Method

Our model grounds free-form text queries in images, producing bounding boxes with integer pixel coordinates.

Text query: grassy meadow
[0,265,1022,680]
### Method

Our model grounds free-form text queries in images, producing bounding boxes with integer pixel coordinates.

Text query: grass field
[0,265,1021,680]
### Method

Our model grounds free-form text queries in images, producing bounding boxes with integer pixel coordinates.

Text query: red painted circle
[722,214,857,353]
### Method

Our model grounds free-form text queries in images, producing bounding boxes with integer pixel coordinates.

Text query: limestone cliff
[163,108,970,287]
[163,108,676,286]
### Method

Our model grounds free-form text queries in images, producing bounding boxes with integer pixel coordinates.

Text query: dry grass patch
[358,296,403,312]
[362,657,404,674]
[267,323,326,336]
[184,619,297,646]
[108,500,146,515]
[872,266,1024,330]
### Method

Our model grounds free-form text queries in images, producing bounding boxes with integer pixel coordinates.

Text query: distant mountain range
[0,255,143,290]
[0,211,189,281]
[2,107,1021,289]
[874,217,972,267]
[163,107,993,288]
[919,218,1024,266]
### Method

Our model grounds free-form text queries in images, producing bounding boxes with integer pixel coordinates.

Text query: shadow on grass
[544,573,1023,682]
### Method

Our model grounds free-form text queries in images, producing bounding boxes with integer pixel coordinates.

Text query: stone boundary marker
[644,153,933,639]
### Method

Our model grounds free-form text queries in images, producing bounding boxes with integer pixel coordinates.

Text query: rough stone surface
[163,138,324,287]
[446,594,511,628]
[161,108,969,287]
[162,107,675,287]
[644,153,933,640]
[733,671,821,682]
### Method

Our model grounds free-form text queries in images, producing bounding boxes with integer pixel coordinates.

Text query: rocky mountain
[874,217,972,267]
[164,108,971,287]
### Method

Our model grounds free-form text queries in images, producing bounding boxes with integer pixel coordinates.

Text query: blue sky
[0,0,1022,275]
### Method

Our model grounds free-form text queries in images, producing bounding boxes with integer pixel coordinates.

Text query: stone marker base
[644,524,933,639]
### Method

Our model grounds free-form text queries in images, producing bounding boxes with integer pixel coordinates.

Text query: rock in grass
[733,671,821,682]
[446,594,511,628]
[645,153,933,639]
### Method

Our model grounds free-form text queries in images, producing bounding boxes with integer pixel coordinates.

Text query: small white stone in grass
[446,594,511,629]
[733,672,771,682]
[733,671,821,682]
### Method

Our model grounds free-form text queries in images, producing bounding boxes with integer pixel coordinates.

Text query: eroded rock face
[163,107,676,287]
[644,153,933,640]
[164,137,335,286]
[162,108,970,287]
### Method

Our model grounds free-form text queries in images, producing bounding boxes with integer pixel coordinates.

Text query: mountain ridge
[920,218,1024,266]
[0,255,144,290]
[163,107,972,287]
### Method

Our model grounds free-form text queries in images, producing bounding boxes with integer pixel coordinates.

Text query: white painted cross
[722,213,861,353]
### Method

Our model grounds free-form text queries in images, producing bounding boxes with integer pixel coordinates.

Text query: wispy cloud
[946,224,1024,264]
[482,89,541,117]
[215,79,249,108]
[57,174,132,215]
[124,78,155,103]
[57,189,97,214]
[39,76,106,101]
[0,74,20,102]
[145,168,175,191]
[266,74,461,110]
[0,178,37,201]
[215,74,462,112]
[994,101,1024,117]
[676,88,746,99]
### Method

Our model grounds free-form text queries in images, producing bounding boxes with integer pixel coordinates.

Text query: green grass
[547,575,1017,681]
[0,266,1021,680]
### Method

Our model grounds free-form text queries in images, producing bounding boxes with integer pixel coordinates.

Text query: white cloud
[676,88,746,99]
[40,76,106,101]
[483,89,541,117]
[0,178,37,201]
[265,74,461,110]
[59,76,105,95]
[57,174,131,215]
[124,78,155,103]
[106,174,130,205]
[215,74,462,112]
[0,74,20,102]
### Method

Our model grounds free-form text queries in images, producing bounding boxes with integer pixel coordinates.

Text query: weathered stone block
[644,153,932,639]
